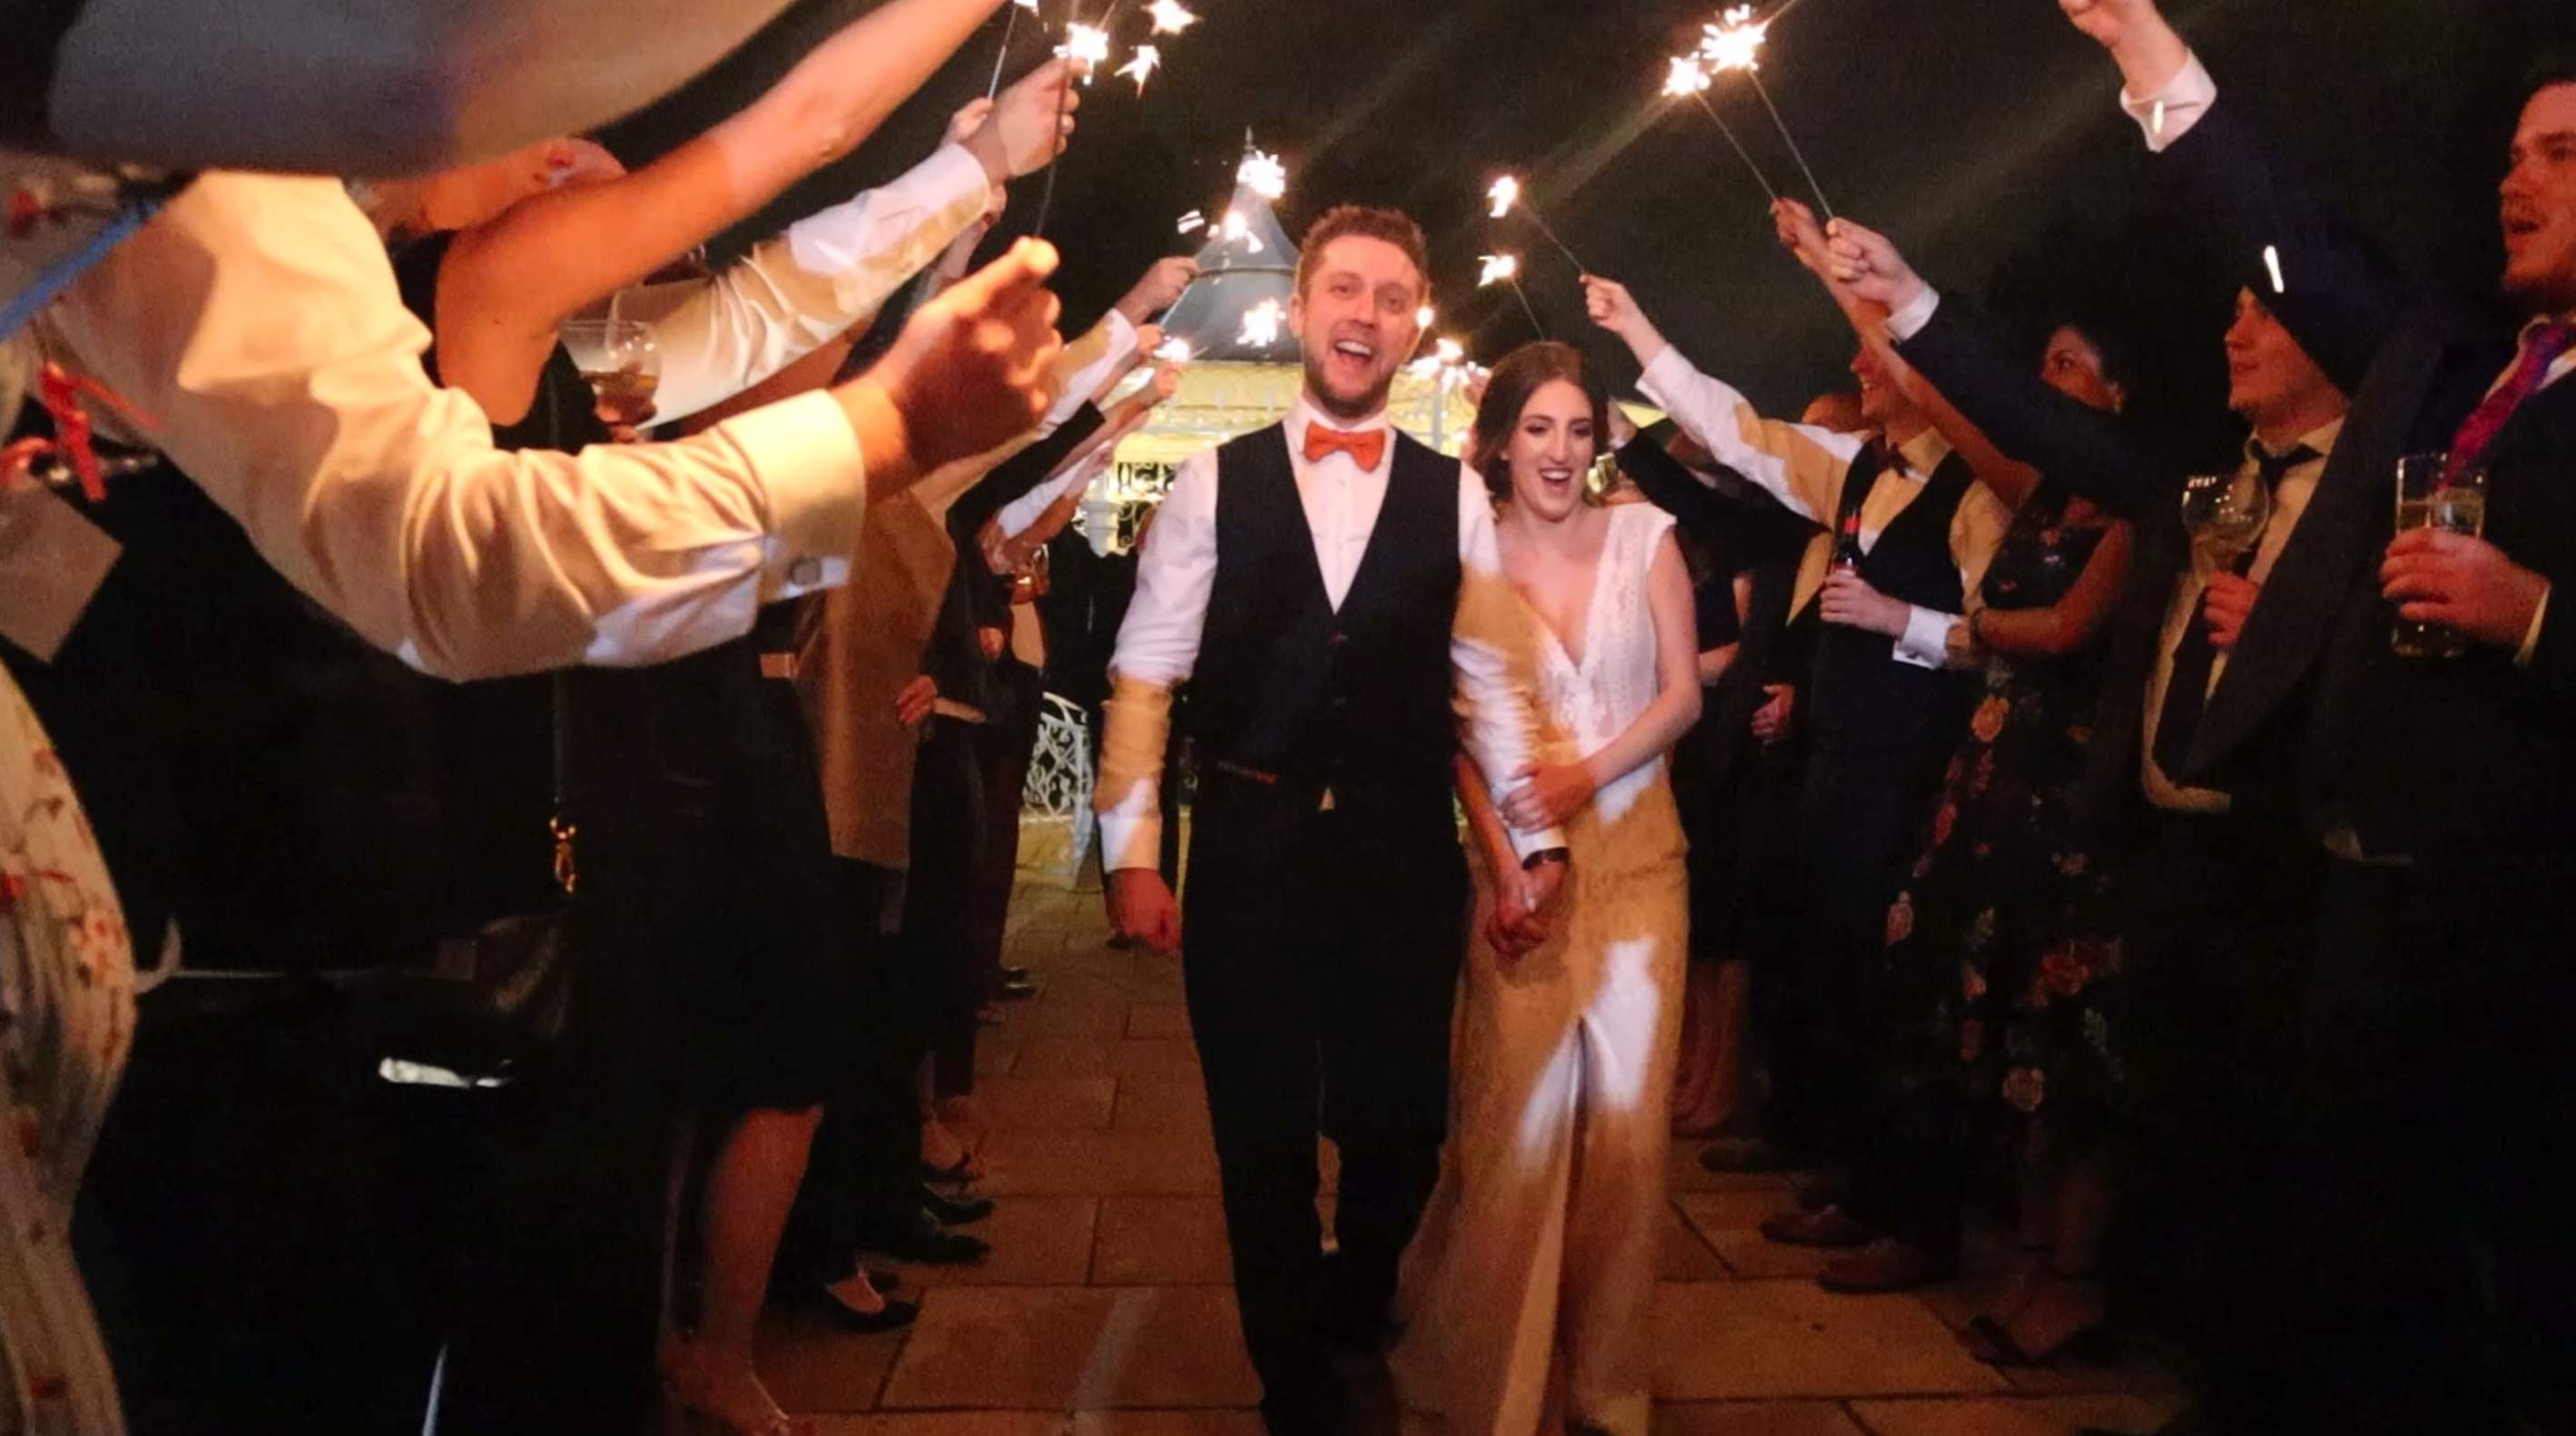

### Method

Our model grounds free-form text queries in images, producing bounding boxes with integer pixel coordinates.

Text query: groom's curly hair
[1294,205,1430,300]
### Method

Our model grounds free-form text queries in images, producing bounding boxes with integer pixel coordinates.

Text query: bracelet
[1521,847,1570,872]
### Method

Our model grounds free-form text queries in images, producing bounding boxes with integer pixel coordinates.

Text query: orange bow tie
[1303,424,1388,471]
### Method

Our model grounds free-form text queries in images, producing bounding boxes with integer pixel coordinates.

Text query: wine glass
[557,319,661,435]
[2178,469,2273,584]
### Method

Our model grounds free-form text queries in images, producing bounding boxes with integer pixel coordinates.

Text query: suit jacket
[1906,100,2561,854]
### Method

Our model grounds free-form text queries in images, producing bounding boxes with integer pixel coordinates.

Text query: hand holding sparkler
[1769,196,1834,279]
[964,58,1079,182]
[1116,255,1201,323]
[1821,215,1931,314]
[1580,275,1673,371]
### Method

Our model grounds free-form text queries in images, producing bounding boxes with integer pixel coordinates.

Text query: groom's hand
[1106,868,1182,953]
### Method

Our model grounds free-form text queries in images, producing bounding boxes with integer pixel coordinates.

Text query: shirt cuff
[1893,605,1961,670]
[1636,343,1695,416]
[2119,51,2217,153]
[1498,805,1570,863]
[720,389,866,600]
[2516,584,2551,668]
[1885,285,1942,343]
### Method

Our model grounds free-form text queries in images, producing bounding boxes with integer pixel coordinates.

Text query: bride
[1393,342,1703,1436]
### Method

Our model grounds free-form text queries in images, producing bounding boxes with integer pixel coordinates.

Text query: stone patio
[757,821,2188,1435]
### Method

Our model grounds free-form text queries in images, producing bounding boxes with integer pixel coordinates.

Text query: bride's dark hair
[1470,341,1614,507]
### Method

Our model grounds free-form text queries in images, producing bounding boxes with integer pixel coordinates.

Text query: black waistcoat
[1807,446,1979,752]
[1184,424,1461,814]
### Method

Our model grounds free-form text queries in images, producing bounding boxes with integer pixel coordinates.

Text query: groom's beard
[1303,354,1398,424]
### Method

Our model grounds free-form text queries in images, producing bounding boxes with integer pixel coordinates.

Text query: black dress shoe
[857,1208,991,1265]
[920,1181,995,1226]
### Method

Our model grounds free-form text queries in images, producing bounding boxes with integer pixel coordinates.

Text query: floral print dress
[1,664,134,1436]
[1882,486,2127,1126]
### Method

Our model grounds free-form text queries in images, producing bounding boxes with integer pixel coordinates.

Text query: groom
[1096,204,1568,1434]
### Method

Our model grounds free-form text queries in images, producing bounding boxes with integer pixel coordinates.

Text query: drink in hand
[558,317,661,437]
[2391,455,2484,659]
[582,366,661,429]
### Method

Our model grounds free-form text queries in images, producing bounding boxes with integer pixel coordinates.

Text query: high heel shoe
[659,1333,812,1436]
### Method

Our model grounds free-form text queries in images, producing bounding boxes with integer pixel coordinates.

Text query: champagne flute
[2179,469,2273,584]
[2391,453,2488,659]
[558,319,662,435]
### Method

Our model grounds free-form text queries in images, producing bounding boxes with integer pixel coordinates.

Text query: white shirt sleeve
[1094,446,1217,870]
[45,172,866,683]
[1040,310,1137,438]
[994,439,1107,539]
[2119,51,2218,154]
[1884,285,1943,343]
[1637,343,1863,523]
[615,143,994,426]
[1452,465,1569,860]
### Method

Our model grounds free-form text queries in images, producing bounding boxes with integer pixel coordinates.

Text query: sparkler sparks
[1145,0,1197,34]
[1479,254,1520,288]
[1488,176,1521,220]
[1664,55,1714,98]
[1485,172,1587,274]
[1058,22,1111,79]
[1116,44,1161,93]
[1215,210,1264,253]
[1155,336,1195,363]
[1176,210,1207,234]
[1699,5,1769,74]
[1238,299,1284,349]
[1238,149,1288,202]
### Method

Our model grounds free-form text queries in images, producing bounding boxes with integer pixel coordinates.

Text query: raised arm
[1585,273,1862,524]
[438,27,1073,418]
[1828,217,2168,520]
[34,0,795,174]
[1771,199,2040,512]
[1972,519,2135,659]
[2057,0,2409,394]
[47,172,1062,681]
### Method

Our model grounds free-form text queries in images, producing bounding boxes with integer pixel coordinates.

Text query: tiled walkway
[757,822,2189,1436]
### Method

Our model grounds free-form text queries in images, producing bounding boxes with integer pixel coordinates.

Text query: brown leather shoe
[1758,1204,1877,1249]
[1815,1237,1956,1293]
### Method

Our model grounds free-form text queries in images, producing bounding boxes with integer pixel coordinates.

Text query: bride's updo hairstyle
[1470,341,1614,507]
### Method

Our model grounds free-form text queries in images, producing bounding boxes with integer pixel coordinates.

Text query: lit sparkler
[1176,210,1207,234]
[1696,5,1834,219]
[1239,299,1284,350]
[987,0,1046,99]
[1145,0,1198,34]
[1664,53,1783,204]
[1116,44,1161,93]
[1487,172,1588,274]
[1059,22,1112,80]
[1155,336,1195,363]
[1480,253,1548,339]
[1239,148,1288,202]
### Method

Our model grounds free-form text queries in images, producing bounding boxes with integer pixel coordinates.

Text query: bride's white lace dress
[1393,501,1690,1436]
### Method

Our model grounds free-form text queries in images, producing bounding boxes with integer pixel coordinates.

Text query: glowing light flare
[1058,23,1112,80]
[1699,5,1770,74]
[2264,244,2286,295]
[1664,54,1714,98]
[1176,210,1207,234]
[1216,210,1265,253]
[1238,299,1284,349]
[1155,336,1195,363]
[1488,175,1522,220]
[1417,305,1437,330]
[1116,45,1161,93]
[1145,0,1198,34]
[1238,149,1288,202]
[1436,338,1465,366]
[1479,253,1521,289]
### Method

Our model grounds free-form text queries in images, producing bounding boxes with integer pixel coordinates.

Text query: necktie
[2444,321,2575,484]
[2150,443,2318,784]
[1303,423,1388,472]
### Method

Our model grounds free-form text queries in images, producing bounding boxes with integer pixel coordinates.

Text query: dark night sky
[605,0,2576,457]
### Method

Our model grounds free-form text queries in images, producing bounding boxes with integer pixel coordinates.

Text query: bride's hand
[1482,864,1549,959]
[1501,762,1596,831]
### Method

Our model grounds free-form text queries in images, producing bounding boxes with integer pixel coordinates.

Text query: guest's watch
[1522,848,1570,872]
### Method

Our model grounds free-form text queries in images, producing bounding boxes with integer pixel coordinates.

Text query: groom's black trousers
[1180,767,1468,1402]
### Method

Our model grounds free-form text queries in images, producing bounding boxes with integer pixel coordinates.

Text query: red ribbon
[3,363,157,503]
